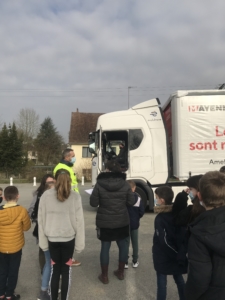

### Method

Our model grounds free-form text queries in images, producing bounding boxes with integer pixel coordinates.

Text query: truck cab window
[101,131,128,171]
[129,129,143,150]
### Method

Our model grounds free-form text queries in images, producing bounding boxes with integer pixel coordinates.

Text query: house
[69,109,103,181]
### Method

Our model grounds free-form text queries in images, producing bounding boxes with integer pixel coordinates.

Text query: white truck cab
[89,98,169,209]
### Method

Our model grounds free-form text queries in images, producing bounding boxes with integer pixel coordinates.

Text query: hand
[184,188,190,194]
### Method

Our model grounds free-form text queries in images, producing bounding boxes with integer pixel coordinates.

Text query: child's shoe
[37,290,50,300]
[124,263,129,269]
[0,295,5,300]
[132,261,139,268]
[6,295,20,300]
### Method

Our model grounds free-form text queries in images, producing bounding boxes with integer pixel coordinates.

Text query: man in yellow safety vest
[54,148,79,193]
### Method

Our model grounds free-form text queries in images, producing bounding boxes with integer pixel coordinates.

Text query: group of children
[153,169,225,300]
[1,168,225,300]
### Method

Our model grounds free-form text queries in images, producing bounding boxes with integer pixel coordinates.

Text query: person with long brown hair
[38,169,85,300]
[28,174,55,275]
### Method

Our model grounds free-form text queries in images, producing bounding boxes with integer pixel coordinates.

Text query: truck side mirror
[89,147,96,154]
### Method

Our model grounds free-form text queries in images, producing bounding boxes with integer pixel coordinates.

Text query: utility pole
[128,86,136,108]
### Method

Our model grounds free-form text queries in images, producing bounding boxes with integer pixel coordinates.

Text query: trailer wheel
[135,186,147,210]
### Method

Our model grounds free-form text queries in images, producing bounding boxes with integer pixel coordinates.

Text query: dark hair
[155,186,174,205]
[106,160,121,172]
[4,186,19,201]
[0,187,3,191]
[189,197,205,222]
[44,182,55,191]
[187,175,203,190]
[62,148,73,159]
[199,171,225,208]
[36,174,54,196]
[55,169,71,202]
[220,166,225,173]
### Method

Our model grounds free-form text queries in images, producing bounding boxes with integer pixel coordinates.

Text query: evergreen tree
[0,123,26,176]
[0,124,10,171]
[35,117,64,165]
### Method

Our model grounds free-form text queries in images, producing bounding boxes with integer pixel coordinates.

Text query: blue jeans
[126,229,139,263]
[156,272,185,300]
[100,239,128,265]
[41,250,51,291]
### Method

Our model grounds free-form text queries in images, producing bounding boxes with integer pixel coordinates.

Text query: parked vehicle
[89,90,225,209]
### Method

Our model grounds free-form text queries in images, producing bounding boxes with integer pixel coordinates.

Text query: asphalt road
[0,183,184,300]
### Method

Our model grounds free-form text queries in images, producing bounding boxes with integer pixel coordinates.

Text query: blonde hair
[55,169,71,202]
[199,171,225,208]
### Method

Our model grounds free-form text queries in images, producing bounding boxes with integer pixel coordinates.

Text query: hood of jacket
[97,172,127,192]
[0,205,23,226]
[154,204,173,214]
[190,206,225,256]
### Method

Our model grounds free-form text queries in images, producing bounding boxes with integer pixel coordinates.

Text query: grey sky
[0,1,224,141]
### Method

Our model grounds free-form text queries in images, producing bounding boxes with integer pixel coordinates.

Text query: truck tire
[135,186,148,210]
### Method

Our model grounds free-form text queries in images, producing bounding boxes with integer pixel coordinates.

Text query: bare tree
[15,108,40,140]
[15,108,40,157]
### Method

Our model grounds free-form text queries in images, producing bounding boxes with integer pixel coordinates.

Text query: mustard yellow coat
[0,204,31,253]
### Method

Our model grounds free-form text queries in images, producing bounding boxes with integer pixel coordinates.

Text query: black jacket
[90,172,135,229]
[127,192,144,230]
[185,206,225,300]
[152,205,188,275]
[173,191,205,226]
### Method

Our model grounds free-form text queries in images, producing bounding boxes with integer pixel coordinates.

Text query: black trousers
[48,239,75,300]
[0,250,22,297]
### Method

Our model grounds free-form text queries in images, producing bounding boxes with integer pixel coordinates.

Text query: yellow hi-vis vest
[53,163,79,193]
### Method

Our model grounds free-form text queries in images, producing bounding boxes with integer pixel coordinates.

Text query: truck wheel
[135,186,148,210]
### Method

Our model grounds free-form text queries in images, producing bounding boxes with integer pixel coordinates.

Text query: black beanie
[187,174,203,191]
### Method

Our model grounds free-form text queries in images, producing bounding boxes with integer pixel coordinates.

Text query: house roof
[69,109,103,144]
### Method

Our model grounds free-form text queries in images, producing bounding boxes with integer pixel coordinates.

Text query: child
[153,186,187,300]
[219,166,225,173]
[125,180,144,268]
[185,171,225,300]
[38,169,85,300]
[173,175,205,226]
[0,186,31,300]
[37,180,55,300]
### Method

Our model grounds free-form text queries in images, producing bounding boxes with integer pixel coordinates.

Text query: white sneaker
[133,261,139,268]
[124,263,129,269]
